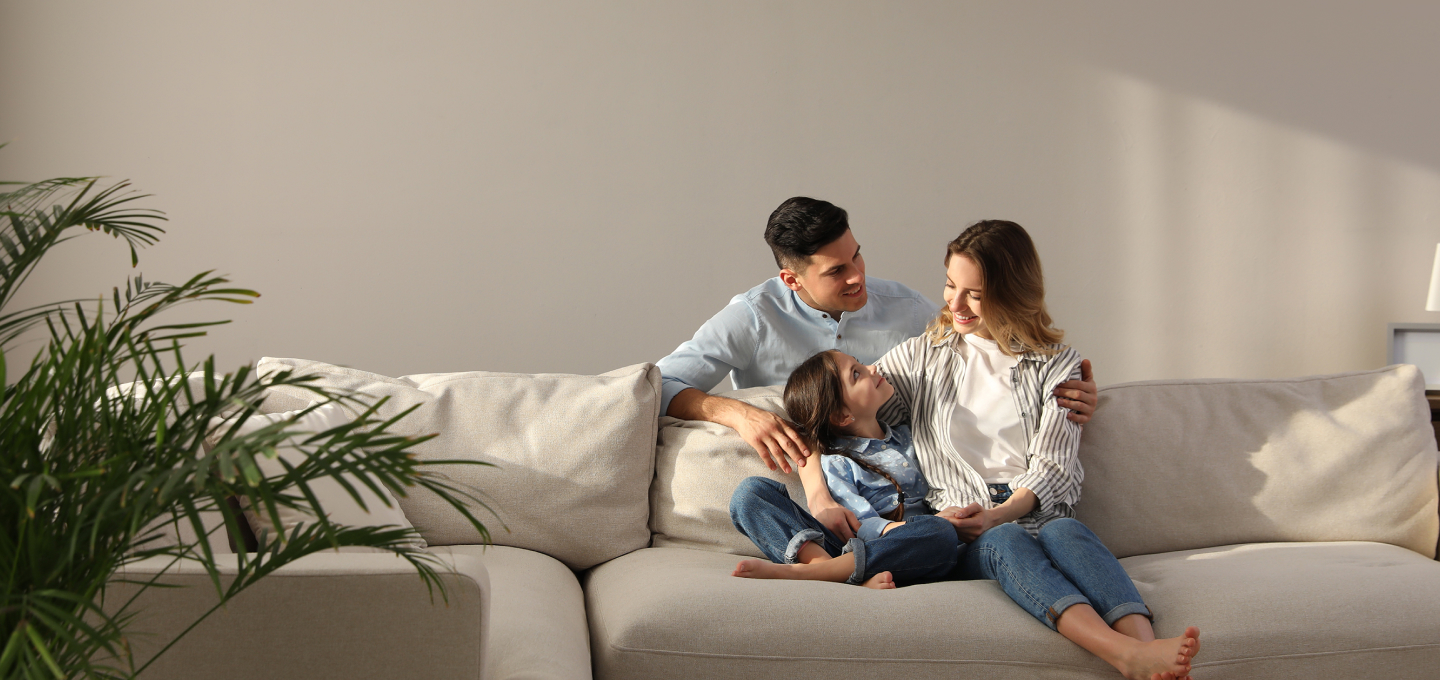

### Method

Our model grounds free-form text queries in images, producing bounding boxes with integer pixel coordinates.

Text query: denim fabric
[730,477,961,586]
[956,518,1150,630]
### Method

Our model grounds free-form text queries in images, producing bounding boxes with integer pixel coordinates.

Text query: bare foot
[1117,626,1200,680]
[733,559,797,579]
[862,571,895,589]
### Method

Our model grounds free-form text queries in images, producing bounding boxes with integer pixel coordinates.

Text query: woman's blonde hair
[923,219,1063,356]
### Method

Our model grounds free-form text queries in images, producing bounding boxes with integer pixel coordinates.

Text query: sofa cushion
[430,546,591,680]
[206,403,425,550]
[650,386,808,558]
[584,547,1115,680]
[1075,365,1439,559]
[585,544,1440,680]
[1119,541,1440,679]
[256,358,661,570]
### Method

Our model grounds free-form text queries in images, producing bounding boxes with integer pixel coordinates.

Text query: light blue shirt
[823,424,933,541]
[656,276,939,414]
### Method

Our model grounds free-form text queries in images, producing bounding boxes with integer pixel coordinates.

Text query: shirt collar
[787,283,871,324]
[834,422,896,454]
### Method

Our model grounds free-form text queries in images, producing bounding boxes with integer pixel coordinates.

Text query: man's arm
[1054,359,1098,424]
[667,388,808,473]
[667,388,860,540]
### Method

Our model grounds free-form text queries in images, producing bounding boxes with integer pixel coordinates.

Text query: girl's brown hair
[923,219,1064,356]
[784,351,905,521]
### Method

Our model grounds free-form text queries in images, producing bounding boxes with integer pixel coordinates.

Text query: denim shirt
[822,423,932,541]
[655,277,938,415]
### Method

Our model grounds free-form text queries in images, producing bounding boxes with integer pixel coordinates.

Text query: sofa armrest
[108,552,490,680]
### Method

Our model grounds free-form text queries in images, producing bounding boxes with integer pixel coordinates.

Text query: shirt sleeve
[822,455,889,541]
[656,299,760,416]
[1009,347,1085,514]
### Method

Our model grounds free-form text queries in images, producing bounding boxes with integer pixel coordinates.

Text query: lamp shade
[1428,244,1440,311]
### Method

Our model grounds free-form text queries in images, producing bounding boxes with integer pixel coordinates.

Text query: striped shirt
[874,333,1085,535]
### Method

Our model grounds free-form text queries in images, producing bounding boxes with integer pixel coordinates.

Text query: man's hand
[811,502,860,540]
[668,388,811,473]
[731,407,810,474]
[1054,359,1097,424]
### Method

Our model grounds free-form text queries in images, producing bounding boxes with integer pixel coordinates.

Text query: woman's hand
[937,503,998,542]
[937,489,1039,542]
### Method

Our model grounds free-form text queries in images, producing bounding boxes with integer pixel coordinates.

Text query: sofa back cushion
[256,358,661,570]
[1075,365,1439,559]
[650,386,805,558]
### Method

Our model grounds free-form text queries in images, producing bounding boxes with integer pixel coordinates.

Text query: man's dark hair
[764,197,850,271]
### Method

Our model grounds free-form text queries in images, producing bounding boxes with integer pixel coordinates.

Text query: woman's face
[943,254,992,340]
[830,352,893,423]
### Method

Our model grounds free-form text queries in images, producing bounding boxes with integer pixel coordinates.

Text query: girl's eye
[852,370,860,381]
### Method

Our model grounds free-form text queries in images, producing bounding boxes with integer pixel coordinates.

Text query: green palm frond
[1,172,492,679]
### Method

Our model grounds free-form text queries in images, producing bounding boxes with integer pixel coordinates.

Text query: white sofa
[118,361,1440,679]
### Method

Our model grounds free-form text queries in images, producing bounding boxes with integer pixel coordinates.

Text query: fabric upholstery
[1120,541,1440,679]
[1075,365,1440,558]
[650,386,809,558]
[110,552,489,680]
[206,402,425,550]
[432,546,592,680]
[584,547,1113,680]
[584,544,1440,680]
[256,358,661,570]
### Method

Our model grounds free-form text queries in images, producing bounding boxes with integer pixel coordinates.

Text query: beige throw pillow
[1075,365,1440,559]
[207,402,426,551]
[255,358,661,570]
[650,386,809,558]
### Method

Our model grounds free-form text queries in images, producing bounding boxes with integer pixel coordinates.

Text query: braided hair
[783,351,907,522]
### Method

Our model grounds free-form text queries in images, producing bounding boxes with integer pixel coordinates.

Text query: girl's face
[943,254,992,340]
[830,352,893,426]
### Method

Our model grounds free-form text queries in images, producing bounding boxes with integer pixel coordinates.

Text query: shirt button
[822,314,828,318]
[837,334,842,340]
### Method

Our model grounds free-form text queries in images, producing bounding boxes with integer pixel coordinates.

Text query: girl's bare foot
[732,559,796,580]
[1117,627,1200,680]
[733,556,892,588]
[862,571,895,589]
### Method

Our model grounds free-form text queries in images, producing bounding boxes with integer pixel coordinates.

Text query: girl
[729,349,966,590]
[732,220,1201,680]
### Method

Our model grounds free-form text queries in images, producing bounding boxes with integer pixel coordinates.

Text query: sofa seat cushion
[1120,541,1440,679]
[585,544,1440,680]
[431,545,592,680]
[583,547,1116,680]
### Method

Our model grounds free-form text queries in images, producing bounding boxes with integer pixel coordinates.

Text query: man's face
[782,229,867,317]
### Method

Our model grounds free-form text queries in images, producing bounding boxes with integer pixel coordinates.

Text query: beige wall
[3,1,1438,386]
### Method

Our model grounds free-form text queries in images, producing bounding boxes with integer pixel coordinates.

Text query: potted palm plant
[0,170,489,679]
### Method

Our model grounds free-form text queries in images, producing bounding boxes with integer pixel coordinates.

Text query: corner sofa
[117,360,1440,679]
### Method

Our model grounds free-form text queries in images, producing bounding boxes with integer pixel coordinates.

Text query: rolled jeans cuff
[1044,594,1091,631]
[1101,601,1152,626]
[840,538,867,585]
[783,529,824,564]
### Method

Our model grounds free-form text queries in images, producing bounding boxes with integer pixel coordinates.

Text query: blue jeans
[729,477,960,586]
[956,518,1151,630]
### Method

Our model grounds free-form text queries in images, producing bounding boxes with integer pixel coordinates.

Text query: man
[657,197,1097,538]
